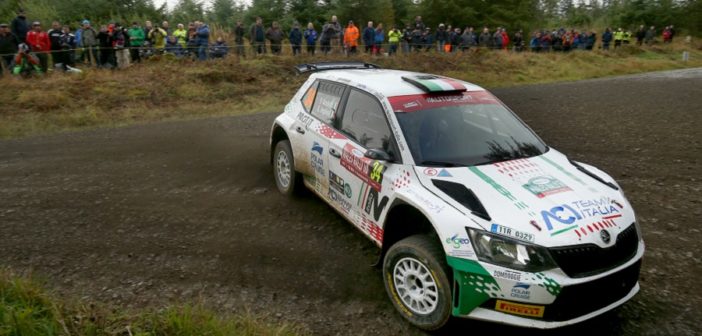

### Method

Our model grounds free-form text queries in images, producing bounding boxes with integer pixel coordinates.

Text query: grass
[1,41,701,139]
[0,269,303,336]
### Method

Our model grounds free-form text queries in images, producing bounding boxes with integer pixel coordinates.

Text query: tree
[208,0,237,27]
[171,0,205,24]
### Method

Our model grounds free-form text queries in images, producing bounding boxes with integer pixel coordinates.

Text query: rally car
[269,62,644,330]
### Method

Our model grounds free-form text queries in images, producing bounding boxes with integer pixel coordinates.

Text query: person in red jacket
[25,21,50,72]
[501,28,509,50]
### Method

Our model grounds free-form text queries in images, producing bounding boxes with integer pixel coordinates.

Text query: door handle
[295,126,305,134]
[329,148,342,158]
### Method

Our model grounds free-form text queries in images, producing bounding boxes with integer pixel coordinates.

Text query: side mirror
[364,148,393,162]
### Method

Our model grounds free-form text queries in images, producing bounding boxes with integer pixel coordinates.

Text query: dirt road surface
[1,68,701,335]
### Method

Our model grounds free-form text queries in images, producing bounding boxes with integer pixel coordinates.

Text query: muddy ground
[1,68,701,335]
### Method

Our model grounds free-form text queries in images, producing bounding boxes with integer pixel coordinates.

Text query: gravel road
[1,68,701,335]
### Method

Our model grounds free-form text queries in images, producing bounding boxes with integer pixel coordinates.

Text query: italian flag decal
[402,75,466,93]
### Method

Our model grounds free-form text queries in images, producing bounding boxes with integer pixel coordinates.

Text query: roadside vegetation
[1,41,701,139]
[0,269,303,336]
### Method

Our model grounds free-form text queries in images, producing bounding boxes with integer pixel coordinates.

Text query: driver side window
[339,89,394,154]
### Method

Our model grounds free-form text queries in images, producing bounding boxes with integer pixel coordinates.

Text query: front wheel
[273,140,302,196]
[383,235,452,331]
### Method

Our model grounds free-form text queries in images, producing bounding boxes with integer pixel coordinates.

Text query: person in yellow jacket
[623,30,631,44]
[343,20,359,54]
[613,28,624,48]
[173,23,187,48]
[149,24,167,53]
[388,26,401,55]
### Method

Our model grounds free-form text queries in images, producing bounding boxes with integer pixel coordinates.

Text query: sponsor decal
[495,300,544,318]
[493,269,522,282]
[316,124,346,139]
[542,197,621,236]
[490,223,535,243]
[329,187,352,214]
[296,111,313,129]
[362,187,389,222]
[340,143,385,191]
[523,175,572,198]
[446,234,471,249]
[310,142,324,176]
[438,169,452,177]
[391,169,411,190]
[329,171,352,198]
[360,214,384,242]
[388,91,499,113]
[469,166,532,213]
[405,188,445,213]
[423,168,438,176]
[510,282,531,300]
[539,156,598,193]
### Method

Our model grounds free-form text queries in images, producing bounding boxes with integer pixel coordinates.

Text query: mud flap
[447,256,504,316]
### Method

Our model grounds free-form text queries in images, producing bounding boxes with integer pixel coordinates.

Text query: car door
[327,88,401,240]
[294,79,347,196]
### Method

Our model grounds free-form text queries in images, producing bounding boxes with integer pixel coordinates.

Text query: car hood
[414,149,635,248]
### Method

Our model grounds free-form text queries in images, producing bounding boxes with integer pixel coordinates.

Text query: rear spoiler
[295,62,381,74]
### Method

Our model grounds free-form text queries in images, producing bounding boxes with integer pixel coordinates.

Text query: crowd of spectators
[0,9,680,76]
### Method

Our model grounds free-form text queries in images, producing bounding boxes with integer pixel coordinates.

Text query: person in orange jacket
[344,20,359,54]
[25,21,50,72]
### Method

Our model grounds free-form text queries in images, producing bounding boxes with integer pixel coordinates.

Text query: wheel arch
[380,198,444,264]
[269,123,289,165]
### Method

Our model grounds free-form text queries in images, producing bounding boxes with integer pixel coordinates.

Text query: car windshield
[391,91,548,166]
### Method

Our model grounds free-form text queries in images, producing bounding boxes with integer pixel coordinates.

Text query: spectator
[173,23,187,48]
[250,17,266,55]
[402,24,412,53]
[586,31,596,50]
[162,21,172,36]
[164,35,183,56]
[530,32,541,52]
[320,21,332,55]
[26,21,50,72]
[512,29,524,51]
[387,25,401,55]
[410,27,422,52]
[492,27,503,49]
[501,28,509,50]
[602,28,612,50]
[668,25,675,42]
[186,23,198,58]
[614,28,623,48]
[662,26,672,43]
[11,9,29,43]
[435,23,448,52]
[58,25,76,70]
[645,26,656,45]
[329,15,342,53]
[635,25,645,45]
[0,23,20,75]
[479,27,491,48]
[343,21,359,54]
[414,16,425,32]
[266,21,283,55]
[96,24,114,68]
[234,21,246,57]
[74,24,83,63]
[210,37,228,58]
[81,20,98,66]
[374,23,384,55]
[12,43,42,76]
[304,22,317,55]
[113,23,129,69]
[128,22,144,63]
[362,21,375,53]
[148,23,167,53]
[422,28,434,51]
[623,30,631,44]
[143,21,153,45]
[289,22,302,56]
[48,21,63,68]
[196,21,210,60]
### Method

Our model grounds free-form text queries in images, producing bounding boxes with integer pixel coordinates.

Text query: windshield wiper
[419,160,466,167]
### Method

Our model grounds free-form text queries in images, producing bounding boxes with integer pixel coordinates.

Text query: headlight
[467,228,557,272]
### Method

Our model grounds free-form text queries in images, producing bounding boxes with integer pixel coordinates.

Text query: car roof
[311,69,486,98]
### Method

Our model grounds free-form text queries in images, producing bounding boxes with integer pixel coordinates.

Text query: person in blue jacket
[289,22,302,56]
[304,22,317,55]
[210,37,228,58]
[373,23,384,55]
[195,21,209,60]
[362,21,375,53]
[602,28,612,50]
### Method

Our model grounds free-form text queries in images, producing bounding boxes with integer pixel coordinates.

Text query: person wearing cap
[0,23,20,75]
[26,21,50,72]
[435,23,448,52]
[11,9,29,43]
[343,20,359,54]
[128,22,144,63]
[81,20,98,66]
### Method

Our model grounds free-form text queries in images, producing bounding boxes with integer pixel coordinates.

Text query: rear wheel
[383,234,452,331]
[273,140,302,196]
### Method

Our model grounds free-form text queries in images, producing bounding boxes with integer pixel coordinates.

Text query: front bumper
[448,241,644,328]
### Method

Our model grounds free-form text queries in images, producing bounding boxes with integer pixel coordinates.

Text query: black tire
[272,140,302,196]
[383,234,452,331]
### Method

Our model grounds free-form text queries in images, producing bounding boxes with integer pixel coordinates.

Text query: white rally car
[269,62,644,330]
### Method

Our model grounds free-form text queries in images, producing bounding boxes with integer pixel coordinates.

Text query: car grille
[478,259,641,322]
[549,223,639,278]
